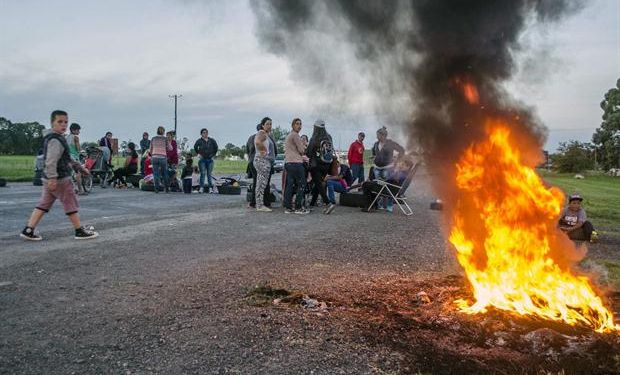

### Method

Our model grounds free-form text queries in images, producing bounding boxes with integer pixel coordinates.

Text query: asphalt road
[0,171,463,374]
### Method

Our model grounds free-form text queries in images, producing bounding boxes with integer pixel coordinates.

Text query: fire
[449,121,619,333]
[462,83,479,105]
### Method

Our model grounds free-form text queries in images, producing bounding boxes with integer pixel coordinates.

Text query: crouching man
[20,110,99,241]
[559,194,597,242]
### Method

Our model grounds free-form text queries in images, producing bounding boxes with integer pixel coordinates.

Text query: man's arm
[392,140,405,155]
[193,139,201,154]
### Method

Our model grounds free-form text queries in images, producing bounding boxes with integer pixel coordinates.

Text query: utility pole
[168,94,183,134]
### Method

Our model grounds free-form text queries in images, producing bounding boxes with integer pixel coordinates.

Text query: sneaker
[324,203,336,215]
[284,208,294,214]
[199,187,204,194]
[20,227,42,241]
[74,227,99,240]
[386,204,394,213]
[256,206,273,212]
[590,231,599,243]
[294,208,310,215]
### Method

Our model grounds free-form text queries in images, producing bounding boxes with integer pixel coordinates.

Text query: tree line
[551,78,619,172]
[0,118,46,155]
[1,78,617,171]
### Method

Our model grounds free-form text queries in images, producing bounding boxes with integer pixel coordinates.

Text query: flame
[462,83,479,105]
[449,120,619,333]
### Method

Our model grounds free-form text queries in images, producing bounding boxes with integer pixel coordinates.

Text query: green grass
[0,155,35,182]
[0,155,248,182]
[539,170,620,234]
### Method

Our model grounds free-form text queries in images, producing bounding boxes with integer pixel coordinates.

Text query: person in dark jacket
[193,128,219,193]
[372,127,404,180]
[99,131,113,164]
[306,120,333,206]
[246,120,277,208]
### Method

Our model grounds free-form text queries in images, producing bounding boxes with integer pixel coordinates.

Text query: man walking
[193,128,218,193]
[347,132,365,184]
[283,118,310,214]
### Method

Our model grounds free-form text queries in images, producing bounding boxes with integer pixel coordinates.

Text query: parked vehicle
[273,154,284,173]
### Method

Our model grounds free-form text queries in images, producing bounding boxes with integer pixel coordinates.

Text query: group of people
[20,109,598,244]
[95,126,218,194]
[246,117,410,215]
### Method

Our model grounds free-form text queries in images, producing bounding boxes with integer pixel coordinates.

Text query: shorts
[36,178,79,215]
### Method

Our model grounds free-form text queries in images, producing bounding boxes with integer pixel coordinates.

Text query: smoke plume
[251,0,582,201]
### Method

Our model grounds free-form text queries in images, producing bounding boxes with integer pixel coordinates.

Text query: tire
[82,175,93,193]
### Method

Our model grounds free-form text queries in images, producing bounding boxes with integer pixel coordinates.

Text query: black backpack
[318,138,334,164]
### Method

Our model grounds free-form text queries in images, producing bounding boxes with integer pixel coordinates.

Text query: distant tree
[592,78,620,170]
[178,137,190,156]
[271,125,289,154]
[220,143,245,159]
[0,117,45,155]
[551,141,595,173]
[120,140,128,156]
[81,141,98,150]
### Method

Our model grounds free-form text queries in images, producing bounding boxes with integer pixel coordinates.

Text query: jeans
[198,158,214,189]
[182,178,192,194]
[284,163,306,210]
[373,166,389,180]
[351,163,365,184]
[152,156,168,191]
[326,180,346,204]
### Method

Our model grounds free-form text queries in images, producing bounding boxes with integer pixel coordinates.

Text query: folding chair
[367,162,420,216]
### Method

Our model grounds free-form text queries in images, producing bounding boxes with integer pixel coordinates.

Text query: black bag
[318,138,334,164]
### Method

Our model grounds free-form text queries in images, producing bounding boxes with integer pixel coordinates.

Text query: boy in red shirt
[347,132,365,184]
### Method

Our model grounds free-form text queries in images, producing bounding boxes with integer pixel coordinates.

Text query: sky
[0,0,618,152]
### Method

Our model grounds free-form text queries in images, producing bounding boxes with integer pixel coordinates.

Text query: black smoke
[251,0,583,199]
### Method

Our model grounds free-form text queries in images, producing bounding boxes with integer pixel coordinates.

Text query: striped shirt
[150,135,168,157]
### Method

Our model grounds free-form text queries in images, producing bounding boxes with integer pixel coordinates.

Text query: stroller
[84,146,113,188]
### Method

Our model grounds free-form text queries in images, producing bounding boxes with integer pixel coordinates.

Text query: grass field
[0,155,248,182]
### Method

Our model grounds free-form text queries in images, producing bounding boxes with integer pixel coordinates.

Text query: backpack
[318,138,334,164]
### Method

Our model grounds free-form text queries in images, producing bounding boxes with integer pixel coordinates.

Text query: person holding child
[20,110,98,241]
[150,126,172,193]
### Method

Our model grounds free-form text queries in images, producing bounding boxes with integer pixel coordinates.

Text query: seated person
[361,157,414,213]
[191,166,200,191]
[559,194,596,242]
[109,142,139,187]
[323,159,350,215]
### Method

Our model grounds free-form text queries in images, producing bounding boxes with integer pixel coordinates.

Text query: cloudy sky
[0,0,618,151]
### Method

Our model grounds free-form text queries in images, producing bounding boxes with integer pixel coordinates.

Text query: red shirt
[167,139,178,165]
[347,140,364,165]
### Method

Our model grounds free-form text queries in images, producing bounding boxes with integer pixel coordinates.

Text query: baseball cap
[568,194,583,202]
[314,119,325,128]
